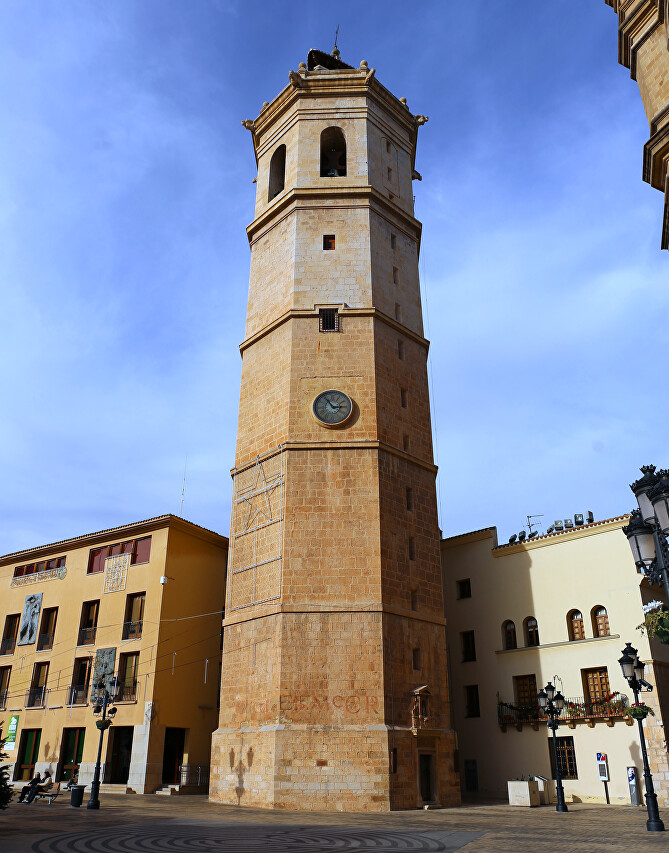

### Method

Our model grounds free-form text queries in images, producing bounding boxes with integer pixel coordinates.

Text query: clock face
[313,390,353,427]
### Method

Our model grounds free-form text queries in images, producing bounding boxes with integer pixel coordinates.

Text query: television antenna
[526,514,544,535]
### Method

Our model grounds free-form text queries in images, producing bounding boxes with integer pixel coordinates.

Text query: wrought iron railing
[178,764,210,787]
[37,632,54,652]
[67,684,89,706]
[122,620,143,641]
[0,638,16,656]
[26,686,46,708]
[116,681,137,702]
[77,627,96,646]
[498,693,629,726]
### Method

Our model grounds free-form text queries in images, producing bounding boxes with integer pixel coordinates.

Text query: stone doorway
[162,727,186,785]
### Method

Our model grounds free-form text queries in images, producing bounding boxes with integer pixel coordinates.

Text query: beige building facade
[442,516,669,805]
[210,49,459,812]
[605,0,669,248]
[0,515,227,795]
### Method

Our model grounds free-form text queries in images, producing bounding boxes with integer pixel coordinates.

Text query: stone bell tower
[210,48,459,811]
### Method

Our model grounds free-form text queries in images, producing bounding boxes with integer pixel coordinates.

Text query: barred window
[549,736,578,780]
[319,308,339,332]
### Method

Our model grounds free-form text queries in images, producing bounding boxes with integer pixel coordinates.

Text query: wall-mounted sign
[4,714,19,751]
[10,567,66,588]
[103,553,130,594]
[17,593,42,645]
[596,752,609,782]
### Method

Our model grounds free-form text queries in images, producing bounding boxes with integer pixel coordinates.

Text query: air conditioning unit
[518,530,527,541]
[554,520,564,531]
[564,519,574,529]
[586,511,594,523]
[575,513,584,525]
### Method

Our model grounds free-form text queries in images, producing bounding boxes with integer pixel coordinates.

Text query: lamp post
[538,681,568,813]
[624,466,669,604]
[618,643,665,832]
[87,676,118,811]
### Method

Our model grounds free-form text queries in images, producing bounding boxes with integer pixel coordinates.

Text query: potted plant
[625,702,655,721]
[638,601,669,644]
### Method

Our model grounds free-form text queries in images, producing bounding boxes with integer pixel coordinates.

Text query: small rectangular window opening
[408,537,416,561]
[465,685,480,718]
[390,747,398,773]
[456,579,472,599]
[395,302,401,321]
[387,166,393,181]
[393,267,399,285]
[390,233,397,250]
[402,434,410,452]
[412,648,421,670]
[406,487,413,511]
[386,139,391,154]
[410,589,418,610]
[397,340,404,360]
[461,630,476,662]
[323,234,336,250]
[319,308,339,332]
[401,388,408,409]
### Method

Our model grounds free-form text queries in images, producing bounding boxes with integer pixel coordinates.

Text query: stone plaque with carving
[104,553,130,594]
[17,592,42,645]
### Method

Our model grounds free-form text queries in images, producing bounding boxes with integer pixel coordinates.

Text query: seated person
[64,774,78,791]
[26,771,52,803]
[17,772,42,803]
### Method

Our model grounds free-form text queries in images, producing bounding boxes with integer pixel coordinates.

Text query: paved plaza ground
[1,794,668,852]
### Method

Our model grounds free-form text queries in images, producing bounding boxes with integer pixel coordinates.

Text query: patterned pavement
[1,795,668,853]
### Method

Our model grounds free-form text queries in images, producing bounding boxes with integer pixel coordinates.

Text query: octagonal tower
[210,49,459,811]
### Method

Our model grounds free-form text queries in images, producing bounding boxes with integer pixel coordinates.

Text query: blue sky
[0,0,667,556]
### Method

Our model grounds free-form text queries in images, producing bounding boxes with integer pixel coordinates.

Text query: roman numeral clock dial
[312,390,353,427]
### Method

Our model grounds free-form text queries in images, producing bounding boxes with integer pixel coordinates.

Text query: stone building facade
[605,0,669,248]
[209,49,459,811]
[442,516,669,806]
[0,515,227,795]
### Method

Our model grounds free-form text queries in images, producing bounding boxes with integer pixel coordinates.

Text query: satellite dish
[508,534,517,544]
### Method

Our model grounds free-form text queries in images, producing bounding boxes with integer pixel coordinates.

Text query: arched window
[268,144,286,201]
[592,606,610,638]
[524,617,540,647]
[320,127,346,177]
[568,610,585,641]
[502,620,517,650]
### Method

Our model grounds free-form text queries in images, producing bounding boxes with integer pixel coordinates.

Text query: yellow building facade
[442,516,669,805]
[606,0,669,248]
[210,49,459,812]
[0,515,227,795]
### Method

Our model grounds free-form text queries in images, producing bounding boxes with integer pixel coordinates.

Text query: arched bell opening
[320,127,346,177]
[268,144,286,201]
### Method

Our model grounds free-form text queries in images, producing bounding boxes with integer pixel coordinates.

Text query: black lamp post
[87,676,118,811]
[624,466,669,603]
[538,681,568,813]
[618,643,665,832]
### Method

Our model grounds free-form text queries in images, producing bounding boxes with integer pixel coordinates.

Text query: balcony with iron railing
[498,693,630,731]
[116,681,137,703]
[122,620,143,641]
[0,638,16,656]
[77,627,96,647]
[67,684,89,706]
[36,632,54,652]
[26,686,46,708]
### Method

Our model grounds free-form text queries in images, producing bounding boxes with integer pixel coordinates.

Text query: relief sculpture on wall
[17,592,42,645]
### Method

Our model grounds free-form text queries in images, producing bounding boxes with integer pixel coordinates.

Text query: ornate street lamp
[538,681,568,813]
[624,466,669,602]
[618,642,665,832]
[87,676,119,811]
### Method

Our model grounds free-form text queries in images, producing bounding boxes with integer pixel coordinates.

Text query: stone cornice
[246,185,422,246]
[617,0,663,76]
[231,440,438,477]
[238,306,429,355]
[247,67,424,168]
[222,601,446,630]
